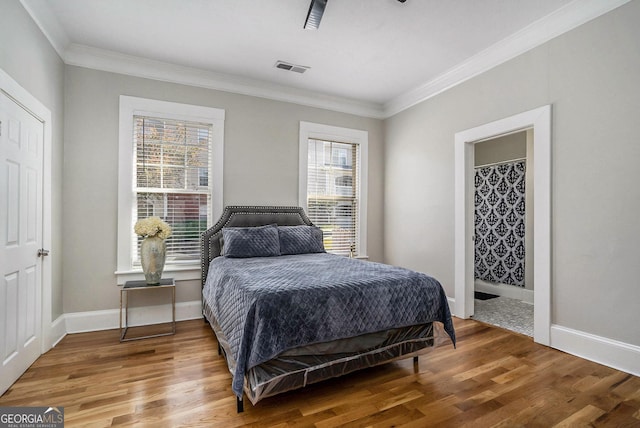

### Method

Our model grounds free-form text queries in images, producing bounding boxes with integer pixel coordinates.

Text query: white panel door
[0,92,43,395]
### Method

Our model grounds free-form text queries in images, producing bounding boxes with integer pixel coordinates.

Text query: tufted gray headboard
[200,205,314,288]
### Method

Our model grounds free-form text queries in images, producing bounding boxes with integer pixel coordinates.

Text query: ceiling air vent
[275,60,309,74]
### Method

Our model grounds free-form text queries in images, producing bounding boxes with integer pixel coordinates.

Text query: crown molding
[64,44,385,118]
[383,0,632,117]
[21,0,630,120]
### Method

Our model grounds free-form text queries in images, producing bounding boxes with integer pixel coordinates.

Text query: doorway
[472,130,533,336]
[454,105,551,346]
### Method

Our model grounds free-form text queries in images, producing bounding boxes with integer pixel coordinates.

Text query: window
[117,96,224,283]
[299,122,368,258]
[134,116,210,264]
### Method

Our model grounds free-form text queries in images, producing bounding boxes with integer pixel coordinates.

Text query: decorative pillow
[278,225,325,255]
[222,224,281,258]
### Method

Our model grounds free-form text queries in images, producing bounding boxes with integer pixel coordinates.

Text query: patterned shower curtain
[474,160,526,287]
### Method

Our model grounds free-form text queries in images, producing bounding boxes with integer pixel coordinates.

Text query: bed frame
[201,205,437,412]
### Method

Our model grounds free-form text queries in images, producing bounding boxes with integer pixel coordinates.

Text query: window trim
[299,121,368,258]
[116,96,224,284]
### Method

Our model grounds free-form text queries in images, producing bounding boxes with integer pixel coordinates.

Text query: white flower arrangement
[134,216,172,239]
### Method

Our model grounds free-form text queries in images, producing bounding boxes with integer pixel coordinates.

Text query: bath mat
[474,291,499,300]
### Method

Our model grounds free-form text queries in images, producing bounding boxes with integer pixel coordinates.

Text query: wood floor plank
[553,404,607,427]
[1,318,639,427]
[313,403,379,428]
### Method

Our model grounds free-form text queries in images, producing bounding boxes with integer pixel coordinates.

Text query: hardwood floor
[1,318,639,427]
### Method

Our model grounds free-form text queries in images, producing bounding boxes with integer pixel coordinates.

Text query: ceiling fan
[304,0,327,29]
[304,0,406,30]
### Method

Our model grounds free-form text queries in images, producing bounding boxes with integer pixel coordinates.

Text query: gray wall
[63,66,384,313]
[474,132,526,166]
[0,0,65,321]
[384,0,640,345]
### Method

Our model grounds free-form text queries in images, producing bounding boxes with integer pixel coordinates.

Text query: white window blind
[133,116,212,265]
[306,138,359,256]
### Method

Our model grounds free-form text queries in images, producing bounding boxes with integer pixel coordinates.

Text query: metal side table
[120,278,176,342]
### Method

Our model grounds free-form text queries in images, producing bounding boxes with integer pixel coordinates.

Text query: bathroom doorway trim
[454,105,551,345]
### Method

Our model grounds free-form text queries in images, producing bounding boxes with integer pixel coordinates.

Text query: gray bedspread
[203,253,456,397]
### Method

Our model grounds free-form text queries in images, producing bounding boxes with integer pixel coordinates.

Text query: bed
[201,205,455,412]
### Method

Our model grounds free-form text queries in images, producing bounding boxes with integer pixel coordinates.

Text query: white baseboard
[550,324,640,377]
[65,300,203,334]
[447,297,455,315]
[49,314,67,348]
[474,279,534,304]
[448,296,639,376]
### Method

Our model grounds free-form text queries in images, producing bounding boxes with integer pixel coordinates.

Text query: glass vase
[140,236,166,284]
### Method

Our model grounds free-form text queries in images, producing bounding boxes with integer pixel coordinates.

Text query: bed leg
[413,356,419,373]
[237,396,244,413]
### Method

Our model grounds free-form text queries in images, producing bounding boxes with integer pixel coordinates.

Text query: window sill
[115,264,201,285]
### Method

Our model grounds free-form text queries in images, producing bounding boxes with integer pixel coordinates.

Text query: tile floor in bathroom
[472,295,534,337]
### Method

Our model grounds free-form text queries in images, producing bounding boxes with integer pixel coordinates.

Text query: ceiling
[21,0,627,117]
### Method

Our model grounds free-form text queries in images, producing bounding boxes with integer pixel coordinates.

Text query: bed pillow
[278,225,325,255]
[222,224,281,258]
